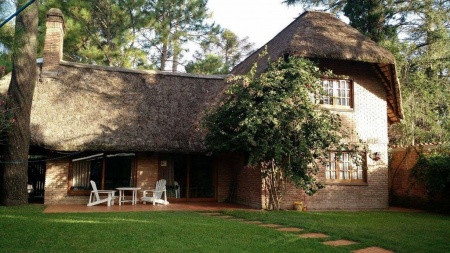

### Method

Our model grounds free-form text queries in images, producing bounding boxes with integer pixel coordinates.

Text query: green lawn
[0,205,449,253]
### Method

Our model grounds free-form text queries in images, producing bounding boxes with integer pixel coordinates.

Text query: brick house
[2,9,402,209]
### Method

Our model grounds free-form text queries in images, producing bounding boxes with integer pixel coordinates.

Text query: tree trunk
[1,0,38,206]
[172,39,180,72]
[160,41,168,71]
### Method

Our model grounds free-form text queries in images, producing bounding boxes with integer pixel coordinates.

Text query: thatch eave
[55,61,228,80]
[232,11,403,123]
[31,63,227,153]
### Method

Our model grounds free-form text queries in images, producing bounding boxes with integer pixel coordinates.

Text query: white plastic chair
[174,181,180,198]
[87,180,116,207]
[141,179,169,205]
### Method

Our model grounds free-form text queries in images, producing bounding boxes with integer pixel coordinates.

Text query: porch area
[43,202,257,213]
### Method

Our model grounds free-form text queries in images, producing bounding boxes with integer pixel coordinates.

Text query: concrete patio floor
[43,202,257,213]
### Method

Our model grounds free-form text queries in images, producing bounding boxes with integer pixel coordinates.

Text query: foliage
[0,0,15,75]
[39,0,148,68]
[389,0,450,146]
[342,0,398,42]
[283,0,406,42]
[411,152,450,195]
[137,0,219,71]
[0,23,14,74]
[185,53,227,74]
[38,0,221,72]
[202,54,363,209]
[186,28,254,74]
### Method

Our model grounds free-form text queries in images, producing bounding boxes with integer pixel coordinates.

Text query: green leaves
[411,152,450,195]
[202,56,346,201]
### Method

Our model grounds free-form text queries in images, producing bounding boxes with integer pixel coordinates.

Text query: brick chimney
[43,8,65,71]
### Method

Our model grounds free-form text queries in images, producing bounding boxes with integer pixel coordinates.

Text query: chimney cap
[46,8,64,19]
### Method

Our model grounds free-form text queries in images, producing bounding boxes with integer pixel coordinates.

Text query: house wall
[273,60,390,210]
[44,157,86,204]
[215,153,242,202]
[43,151,238,205]
[235,164,263,208]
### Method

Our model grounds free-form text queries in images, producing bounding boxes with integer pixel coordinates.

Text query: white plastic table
[116,187,141,205]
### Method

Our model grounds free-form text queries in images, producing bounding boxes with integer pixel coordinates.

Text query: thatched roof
[232,11,403,123]
[29,62,227,152]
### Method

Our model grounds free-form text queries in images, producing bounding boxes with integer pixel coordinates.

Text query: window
[325,152,366,183]
[321,79,352,108]
[69,153,136,194]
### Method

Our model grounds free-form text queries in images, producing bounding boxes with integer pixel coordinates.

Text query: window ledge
[321,105,354,112]
[325,181,368,186]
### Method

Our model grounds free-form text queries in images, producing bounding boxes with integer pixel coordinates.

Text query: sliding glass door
[159,154,215,201]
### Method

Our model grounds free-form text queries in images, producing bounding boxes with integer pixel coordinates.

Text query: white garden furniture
[141,179,169,205]
[87,180,116,207]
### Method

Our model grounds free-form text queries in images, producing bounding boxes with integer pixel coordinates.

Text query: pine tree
[39,0,147,67]
[186,29,254,74]
[138,0,218,71]
[1,0,38,206]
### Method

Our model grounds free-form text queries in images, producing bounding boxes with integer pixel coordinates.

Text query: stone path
[199,211,395,253]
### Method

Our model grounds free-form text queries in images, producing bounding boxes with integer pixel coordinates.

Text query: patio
[43,202,257,213]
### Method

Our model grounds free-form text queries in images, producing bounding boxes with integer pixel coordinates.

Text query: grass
[223,209,450,253]
[0,205,449,253]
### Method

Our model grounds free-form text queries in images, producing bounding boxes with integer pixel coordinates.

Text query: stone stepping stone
[228,218,245,221]
[259,224,282,228]
[299,233,329,238]
[216,215,234,219]
[323,239,358,246]
[242,220,263,224]
[276,227,303,232]
[352,247,394,253]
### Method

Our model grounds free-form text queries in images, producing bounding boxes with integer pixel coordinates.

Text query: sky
[206,0,304,50]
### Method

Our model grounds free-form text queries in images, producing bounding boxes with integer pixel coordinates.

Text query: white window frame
[321,79,353,109]
[325,151,367,184]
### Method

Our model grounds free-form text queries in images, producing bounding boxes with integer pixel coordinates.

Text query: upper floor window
[321,79,353,108]
[325,151,366,184]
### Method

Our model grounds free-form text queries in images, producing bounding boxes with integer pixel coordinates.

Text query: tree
[39,0,147,68]
[1,0,38,206]
[389,0,450,145]
[283,0,404,42]
[0,23,14,75]
[0,0,15,75]
[202,55,361,210]
[342,0,397,42]
[138,0,218,71]
[185,53,225,74]
[186,28,254,74]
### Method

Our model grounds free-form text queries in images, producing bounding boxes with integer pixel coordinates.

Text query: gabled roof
[232,11,403,123]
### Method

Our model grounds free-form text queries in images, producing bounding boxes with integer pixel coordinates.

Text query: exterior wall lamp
[370,152,381,161]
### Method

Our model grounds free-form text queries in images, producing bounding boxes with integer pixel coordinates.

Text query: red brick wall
[43,9,64,71]
[389,145,449,211]
[43,152,240,205]
[44,158,87,205]
[235,165,263,208]
[215,153,243,202]
[264,60,391,210]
